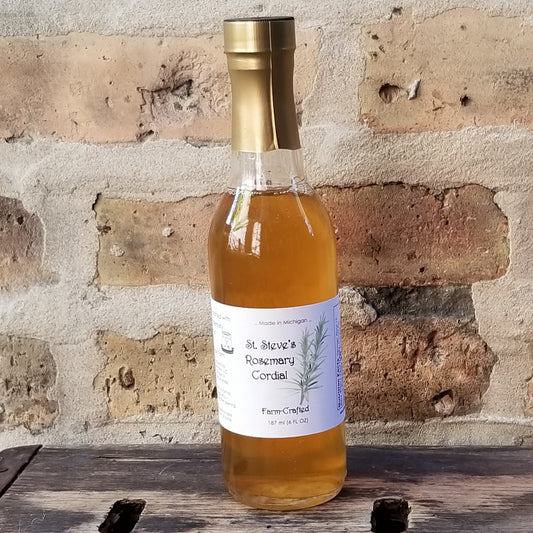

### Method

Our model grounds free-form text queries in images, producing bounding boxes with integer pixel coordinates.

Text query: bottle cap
[224,17,296,54]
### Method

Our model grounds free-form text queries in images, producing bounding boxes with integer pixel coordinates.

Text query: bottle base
[227,482,344,511]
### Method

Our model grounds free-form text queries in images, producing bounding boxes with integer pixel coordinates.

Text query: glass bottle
[208,17,346,510]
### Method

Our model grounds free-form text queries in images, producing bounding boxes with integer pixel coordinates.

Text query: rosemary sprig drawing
[291,314,328,404]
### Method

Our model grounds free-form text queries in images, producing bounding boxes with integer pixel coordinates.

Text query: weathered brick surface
[0,196,43,289]
[0,335,57,430]
[94,329,216,418]
[0,32,317,143]
[343,318,495,421]
[95,195,219,286]
[319,184,508,286]
[360,8,533,132]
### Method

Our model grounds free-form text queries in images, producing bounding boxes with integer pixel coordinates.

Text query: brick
[319,184,508,286]
[95,195,218,286]
[0,335,57,430]
[360,8,533,132]
[0,196,43,289]
[0,32,318,143]
[97,184,507,287]
[94,329,216,419]
[342,318,495,421]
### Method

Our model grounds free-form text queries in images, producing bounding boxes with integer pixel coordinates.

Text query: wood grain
[1,446,533,532]
[0,445,40,498]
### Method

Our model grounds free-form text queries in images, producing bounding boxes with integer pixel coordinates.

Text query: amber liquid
[208,185,346,510]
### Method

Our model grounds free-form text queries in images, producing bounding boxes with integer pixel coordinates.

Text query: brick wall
[1,1,532,448]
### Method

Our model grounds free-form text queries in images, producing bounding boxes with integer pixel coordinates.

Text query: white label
[210,295,345,438]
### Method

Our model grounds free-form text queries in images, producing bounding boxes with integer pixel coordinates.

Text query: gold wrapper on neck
[224,17,301,152]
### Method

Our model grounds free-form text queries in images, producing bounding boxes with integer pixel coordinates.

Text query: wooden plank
[0,446,533,532]
[0,445,40,498]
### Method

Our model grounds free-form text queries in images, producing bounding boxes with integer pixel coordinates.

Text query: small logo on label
[221,331,234,354]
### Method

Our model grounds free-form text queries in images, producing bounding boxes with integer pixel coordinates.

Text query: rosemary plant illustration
[291,314,328,404]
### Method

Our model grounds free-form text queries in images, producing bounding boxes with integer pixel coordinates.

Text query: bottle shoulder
[209,187,334,239]
[208,186,338,306]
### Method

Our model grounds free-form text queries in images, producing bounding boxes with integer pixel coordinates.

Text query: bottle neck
[227,48,300,153]
[229,149,307,191]
[227,46,304,191]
